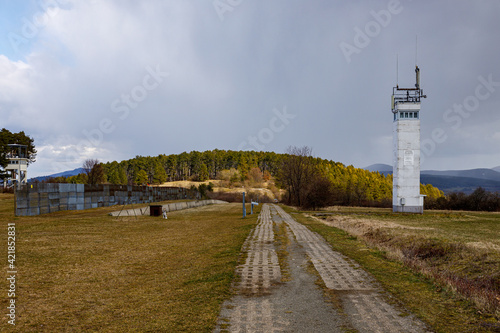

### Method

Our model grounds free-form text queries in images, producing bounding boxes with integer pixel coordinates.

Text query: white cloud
[35,136,115,176]
[0,56,35,123]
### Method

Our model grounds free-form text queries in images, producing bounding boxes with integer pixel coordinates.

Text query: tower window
[396,111,420,119]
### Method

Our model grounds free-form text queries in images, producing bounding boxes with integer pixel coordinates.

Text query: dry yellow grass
[158,180,222,188]
[0,193,259,332]
[309,208,500,320]
[316,209,500,249]
[159,179,280,200]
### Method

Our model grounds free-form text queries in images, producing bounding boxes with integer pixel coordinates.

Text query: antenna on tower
[415,36,420,89]
[415,35,418,66]
[396,53,399,88]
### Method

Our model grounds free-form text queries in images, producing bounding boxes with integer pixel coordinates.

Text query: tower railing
[391,65,427,112]
[392,87,424,104]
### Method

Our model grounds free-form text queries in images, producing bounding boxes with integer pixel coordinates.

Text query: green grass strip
[283,206,499,333]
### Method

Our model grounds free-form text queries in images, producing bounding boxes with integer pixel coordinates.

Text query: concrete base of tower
[393,205,423,214]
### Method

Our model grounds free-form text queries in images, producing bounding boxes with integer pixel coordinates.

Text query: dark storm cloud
[0,0,499,176]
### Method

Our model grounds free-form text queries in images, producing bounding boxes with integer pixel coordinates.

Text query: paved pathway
[214,204,429,333]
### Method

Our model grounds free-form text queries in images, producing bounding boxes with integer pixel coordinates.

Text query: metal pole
[242,192,246,218]
[13,183,16,216]
[18,162,21,190]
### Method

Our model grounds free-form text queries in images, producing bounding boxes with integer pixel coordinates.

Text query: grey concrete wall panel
[14,184,200,216]
[59,183,72,192]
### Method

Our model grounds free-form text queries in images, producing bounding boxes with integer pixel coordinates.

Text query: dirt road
[213,204,430,332]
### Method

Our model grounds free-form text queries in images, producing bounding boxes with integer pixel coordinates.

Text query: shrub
[208,191,243,203]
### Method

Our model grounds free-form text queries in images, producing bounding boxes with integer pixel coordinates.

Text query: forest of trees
[36,148,447,209]
[424,187,500,212]
[275,146,445,209]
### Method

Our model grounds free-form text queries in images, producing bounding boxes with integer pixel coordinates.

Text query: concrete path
[213,204,430,333]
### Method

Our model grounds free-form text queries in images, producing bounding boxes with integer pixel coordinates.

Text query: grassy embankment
[283,205,500,332]
[0,193,258,332]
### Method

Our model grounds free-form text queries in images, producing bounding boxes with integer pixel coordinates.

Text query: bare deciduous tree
[83,159,105,185]
[276,146,314,207]
[277,146,335,209]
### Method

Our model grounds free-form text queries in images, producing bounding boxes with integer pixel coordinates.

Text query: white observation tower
[391,66,427,213]
[4,144,29,190]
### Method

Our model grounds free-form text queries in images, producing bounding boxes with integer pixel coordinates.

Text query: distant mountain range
[365,164,500,194]
[365,164,393,173]
[29,168,84,182]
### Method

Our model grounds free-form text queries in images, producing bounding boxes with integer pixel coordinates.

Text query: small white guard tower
[392,66,427,213]
[4,144,29,189]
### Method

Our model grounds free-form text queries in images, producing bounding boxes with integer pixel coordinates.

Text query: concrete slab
[214,204,431,333]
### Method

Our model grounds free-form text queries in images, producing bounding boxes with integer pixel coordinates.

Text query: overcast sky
[1,0,499,177]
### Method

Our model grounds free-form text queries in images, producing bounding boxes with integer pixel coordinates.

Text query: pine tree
[135,170,148,185]
[118,167,127,184]
[153,162,167,184]
[198,163,209,182]
[238,155,249,181]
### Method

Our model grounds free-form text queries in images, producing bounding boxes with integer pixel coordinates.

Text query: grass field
[2,192,499,332]
[286,206,500,332]
[0,193,258,332]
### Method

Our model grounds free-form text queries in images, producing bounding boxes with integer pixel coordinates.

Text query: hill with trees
[34,148,444,209]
